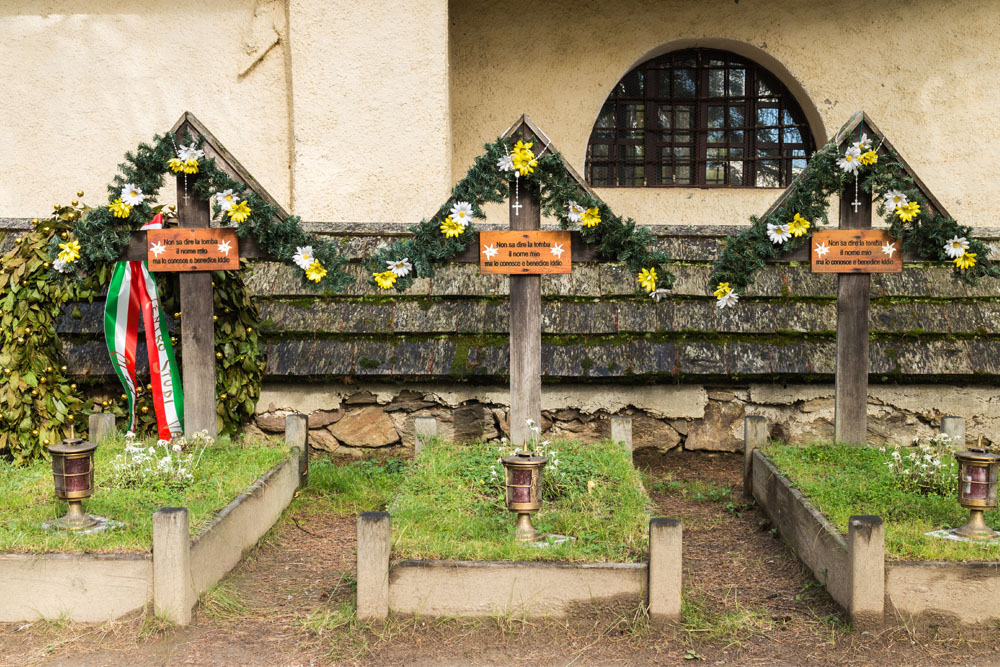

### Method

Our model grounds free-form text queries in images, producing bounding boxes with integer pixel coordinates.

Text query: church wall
[450,0,999,229]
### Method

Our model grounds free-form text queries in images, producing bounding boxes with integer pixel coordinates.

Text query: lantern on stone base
[46,431,100,531]
[501,451,547,542]
[954,448,1000,540]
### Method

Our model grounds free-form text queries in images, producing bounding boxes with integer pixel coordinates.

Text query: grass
[681,585,774,645]
[0,435,289,553]
[390,438,651,562]
[297,457,408,517]
[768,442,1000,561]
[652,474,732,503]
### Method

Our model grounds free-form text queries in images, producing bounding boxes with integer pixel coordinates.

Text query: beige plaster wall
[450,0,999,228]
[287,0,452,221]
[0,0,292,218]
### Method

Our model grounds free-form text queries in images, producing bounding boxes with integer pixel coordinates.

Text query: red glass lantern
[501,451,547,542]
[954,449,1000,539]
[48,434,99,530]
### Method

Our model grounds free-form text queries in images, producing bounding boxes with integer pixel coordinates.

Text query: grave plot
[728,112,1000,626]
[0,113,327,624]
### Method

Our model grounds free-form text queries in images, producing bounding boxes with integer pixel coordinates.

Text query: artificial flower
[216,189,239,211]
[859,150,878,166]
[954,251,977,270]
[374,270,398,289]
[305,259,327,283]
[120,184,145,206]
[814,241,830,258]
[881,242,897,258]
[713,282,732,299]
[766,222,792,244]
[944,236,969,259]
[482,243,498,260]
[110,198,132,218]
[52,258,67,273]
[895,201,921,222]
[387,258,412,277]
[228,200,251,223]
[512,140,537,176]
[717,290,739,309]
[649,288,670,302]
[182,159,199,174]
[637,267,657,292]
[292,245,314,269]
[852,133,872,152]
[581,206,601,228]
[496,152,514,173]
[837,146,862,173]
[168,157,185,173]
[883,189,908,210]
[440,216,465,238]
[57,240,80,263]
[177,144,204,162]
[566,201,586,223]
[449,201,474,228]
[788,213,811,237]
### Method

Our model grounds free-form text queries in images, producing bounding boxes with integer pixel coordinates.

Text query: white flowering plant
[103,430,214,491]
[880,433,960,497]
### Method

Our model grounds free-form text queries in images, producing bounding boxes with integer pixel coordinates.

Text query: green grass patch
[0,435,288,553]
[390,438,651,562]
[652,474,731,503]
[768,442,1000,561]
[297,458,408,517]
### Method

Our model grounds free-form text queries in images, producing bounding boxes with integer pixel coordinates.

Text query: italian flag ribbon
[103,214,185,440]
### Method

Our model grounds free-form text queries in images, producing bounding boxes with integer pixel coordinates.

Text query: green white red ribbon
[103,214,184,439]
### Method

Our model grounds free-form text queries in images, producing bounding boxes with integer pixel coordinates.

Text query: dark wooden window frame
[586,48,815,188]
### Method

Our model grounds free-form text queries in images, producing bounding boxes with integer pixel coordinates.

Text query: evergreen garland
[709,122,1000,301]
[364,136,674,293]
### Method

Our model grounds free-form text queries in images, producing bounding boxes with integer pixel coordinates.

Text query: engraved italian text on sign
[480,230,572,274]
[811,229,902,274]
[146,228,240,272]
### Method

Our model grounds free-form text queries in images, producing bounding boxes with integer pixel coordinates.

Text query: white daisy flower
[883,189,908,211]
[766,222,792,244]
[837,146,862,174]
[120,184,146,206]
[717,290,739,309]
[387,258,412,277]
[292,245,314,270]
[566,201,586,223]
[53,258,68,273]
[449,201,474,228]
[944,236,969,259]
[497,153,514,173]
[852,133,872,152]
[216,189,239,211]
[177,144,205,161]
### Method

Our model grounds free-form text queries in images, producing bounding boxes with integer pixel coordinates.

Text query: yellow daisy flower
[167,157,185,173]
[581,207,601,228]
[788,213,811,237]
[374,270,398,289]
[57,240,81,263]
[713,282,732,299]
[637,267,657,292]
[512,140,538,176]
[228,200,251,223]
[954,251,977,270]
[109,198,132,218]
[859,150,878,166]
[440,216,465,238]
[895,201,921,222]
[182,158,200,174]
[305,259,327,283]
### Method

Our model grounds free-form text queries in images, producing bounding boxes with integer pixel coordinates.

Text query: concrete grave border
[745,416,1000,627]
[0,414,309,624]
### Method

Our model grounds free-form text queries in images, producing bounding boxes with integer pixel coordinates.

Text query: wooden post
[88,413,116,443]
[941,416,965,444]
[284,413,309,488]
[743,416,768,499]
[176,175,217,438]
[153,507,194,625]
[508,181,542,447]
[413,416,437,457]
[834,174,872,445]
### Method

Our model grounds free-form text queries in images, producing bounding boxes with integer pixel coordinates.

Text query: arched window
[586,48,815,188]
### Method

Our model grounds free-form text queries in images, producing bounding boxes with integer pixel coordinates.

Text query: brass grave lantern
[501,450,547,542]
[954,446,1000,540]
[47,429,100,530]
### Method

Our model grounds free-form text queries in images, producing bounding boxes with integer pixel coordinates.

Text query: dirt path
[3,451,1000,665]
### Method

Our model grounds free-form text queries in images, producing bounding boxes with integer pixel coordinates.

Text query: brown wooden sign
[146,228,240,272]
[479,230,572,274]
[811,229,902,273]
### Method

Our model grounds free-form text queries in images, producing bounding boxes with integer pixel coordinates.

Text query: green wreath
[708,117,1000,307]
[364,135,674,296]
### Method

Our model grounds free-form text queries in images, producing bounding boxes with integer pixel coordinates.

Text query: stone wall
[4,222,999,455]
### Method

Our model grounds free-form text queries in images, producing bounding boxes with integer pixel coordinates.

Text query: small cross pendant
[852,199,861,213]
[511,199,523,215]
